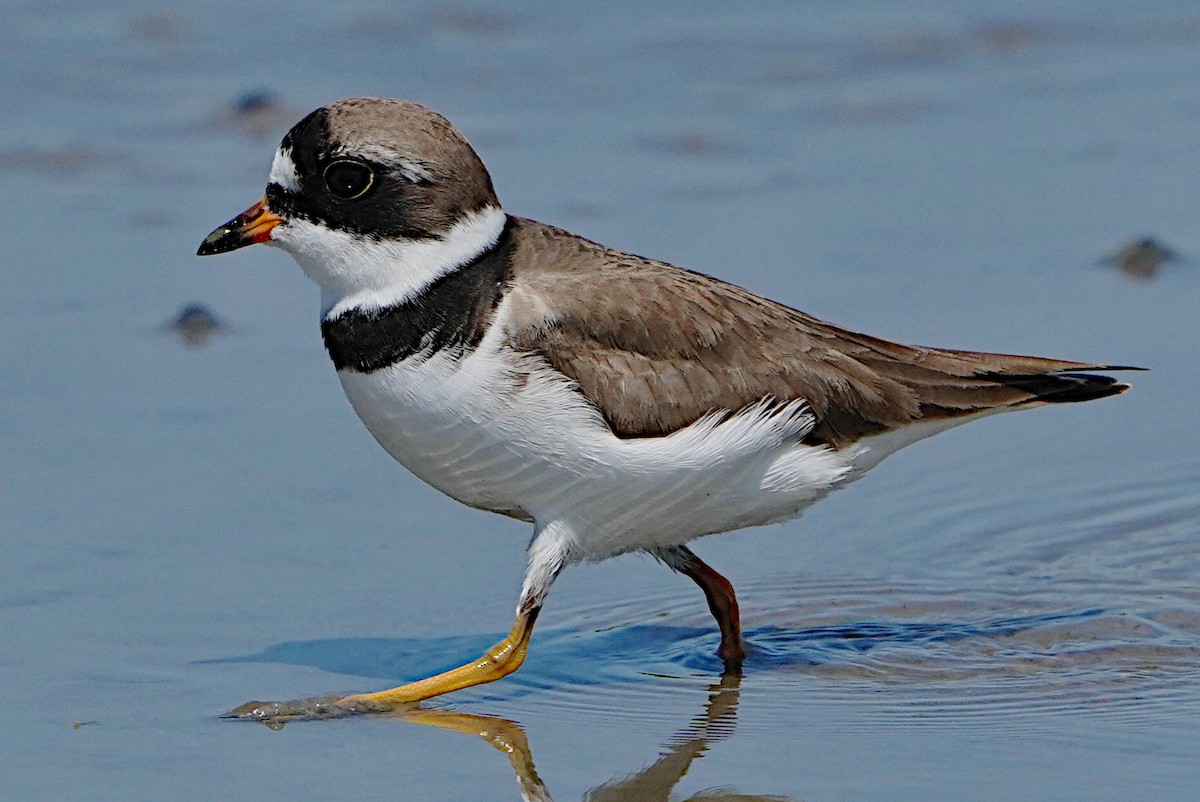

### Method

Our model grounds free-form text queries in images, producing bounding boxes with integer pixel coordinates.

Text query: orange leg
[657,546,745,669]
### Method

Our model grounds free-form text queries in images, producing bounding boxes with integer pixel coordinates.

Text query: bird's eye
[323,160,375,200]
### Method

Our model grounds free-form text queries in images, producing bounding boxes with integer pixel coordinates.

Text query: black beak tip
[197,225,243,257]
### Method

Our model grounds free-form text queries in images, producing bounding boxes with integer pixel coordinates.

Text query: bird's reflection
[395,674,793,802]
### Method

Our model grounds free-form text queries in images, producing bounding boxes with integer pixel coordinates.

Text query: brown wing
[503,218,1132,448]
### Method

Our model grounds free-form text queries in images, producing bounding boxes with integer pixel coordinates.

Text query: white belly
[336,325,858,562]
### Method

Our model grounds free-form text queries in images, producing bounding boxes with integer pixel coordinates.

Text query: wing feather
[503,218,1132,447]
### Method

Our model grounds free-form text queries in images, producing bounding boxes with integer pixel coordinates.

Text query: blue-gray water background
[2,1,1198,800]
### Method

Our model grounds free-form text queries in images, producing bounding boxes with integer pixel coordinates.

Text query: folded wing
[504,219,1134,448]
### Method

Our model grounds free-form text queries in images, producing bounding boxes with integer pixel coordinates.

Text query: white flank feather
[337,299,856,565]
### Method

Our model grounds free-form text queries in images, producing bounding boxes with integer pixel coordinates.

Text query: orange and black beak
[197,196,282,256]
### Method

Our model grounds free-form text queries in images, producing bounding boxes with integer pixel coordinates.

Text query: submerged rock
[168,303,222,347]
[1101,236,1180,280]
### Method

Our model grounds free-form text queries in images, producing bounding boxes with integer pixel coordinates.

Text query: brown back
[504,218,1129,448]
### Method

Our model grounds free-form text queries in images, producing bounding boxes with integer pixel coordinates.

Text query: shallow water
[3,1,1199,800]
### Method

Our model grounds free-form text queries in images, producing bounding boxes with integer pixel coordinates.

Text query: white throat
[268,204,507,319]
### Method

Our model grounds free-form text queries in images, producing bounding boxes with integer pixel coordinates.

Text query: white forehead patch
[268,146,300,192]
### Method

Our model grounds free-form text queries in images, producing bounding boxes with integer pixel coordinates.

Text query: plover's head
[199,97,505,315]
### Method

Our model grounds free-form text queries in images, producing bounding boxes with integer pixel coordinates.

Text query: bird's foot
[223,694,400,726]
[717,636,747,672]
[223,609,542,725]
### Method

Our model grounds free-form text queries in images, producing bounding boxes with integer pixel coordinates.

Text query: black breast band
[320,217,515,373]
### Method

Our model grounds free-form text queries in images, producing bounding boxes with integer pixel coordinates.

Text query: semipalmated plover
[199,98,1135,717]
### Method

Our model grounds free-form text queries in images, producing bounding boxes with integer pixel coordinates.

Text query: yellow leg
[338,608,540,711]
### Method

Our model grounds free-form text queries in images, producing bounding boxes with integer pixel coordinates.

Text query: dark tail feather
[990,368,1140,405]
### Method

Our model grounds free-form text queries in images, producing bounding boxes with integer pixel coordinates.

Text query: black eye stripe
[270,111,443,239]
[323,159,375,200]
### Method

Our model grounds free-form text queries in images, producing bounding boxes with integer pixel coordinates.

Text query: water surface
[2,1,1198,799]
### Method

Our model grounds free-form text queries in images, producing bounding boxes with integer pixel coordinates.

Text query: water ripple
[212,460,1200,738]
[504,576,1200,733]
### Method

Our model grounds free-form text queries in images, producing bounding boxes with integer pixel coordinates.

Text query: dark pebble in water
[170,303,222,347]
[1101,236,1180,280]
[234,91,279,116]
[226,91,290,138]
